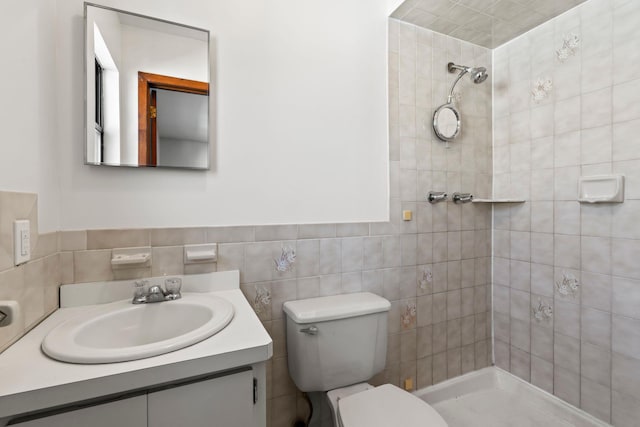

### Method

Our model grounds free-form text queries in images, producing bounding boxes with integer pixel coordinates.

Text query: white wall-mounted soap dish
[578,175,624,203]
[111,247,152,268]
[184,244,217,264]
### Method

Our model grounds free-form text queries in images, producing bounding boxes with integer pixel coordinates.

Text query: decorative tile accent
[533,298,553,322]
[253,285,271,315]
[274,246,296,272]
[531,78,553,102]
[556,271,580,298]
[556,33,580,63]
[418,267,433,290]
[401,301,417,330]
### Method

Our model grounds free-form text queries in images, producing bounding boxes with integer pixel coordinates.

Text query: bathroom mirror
[433,104,461,142]
[85,3,210,169]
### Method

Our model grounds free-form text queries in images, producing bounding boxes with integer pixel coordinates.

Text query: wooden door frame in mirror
[138,72,209,166]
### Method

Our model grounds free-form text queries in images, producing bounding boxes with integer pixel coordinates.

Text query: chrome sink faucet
[132,278,182,304]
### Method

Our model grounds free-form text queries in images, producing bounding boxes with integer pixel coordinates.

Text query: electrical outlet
[0,301,20,327]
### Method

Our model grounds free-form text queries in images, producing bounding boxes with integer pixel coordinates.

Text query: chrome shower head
[447,62,489,83]
[469,67,488,83]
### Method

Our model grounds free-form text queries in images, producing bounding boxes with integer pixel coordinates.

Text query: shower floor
[414,367,610,427]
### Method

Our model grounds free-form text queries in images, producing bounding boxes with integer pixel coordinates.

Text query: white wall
[55,0,393,229]
[0,0,60,232]
[491,2,640,423]
[386,0,403,15]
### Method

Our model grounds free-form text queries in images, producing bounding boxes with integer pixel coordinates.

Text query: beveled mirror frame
[84,2,211,170]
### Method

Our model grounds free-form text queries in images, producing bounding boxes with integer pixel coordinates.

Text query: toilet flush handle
[300,325,318,335]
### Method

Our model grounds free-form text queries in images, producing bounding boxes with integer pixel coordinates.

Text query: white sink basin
[42,294,234,364]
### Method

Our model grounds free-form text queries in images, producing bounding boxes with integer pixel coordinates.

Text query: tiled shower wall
[387,13,493,397]
[492,0,640,425]
[0,22,493,427]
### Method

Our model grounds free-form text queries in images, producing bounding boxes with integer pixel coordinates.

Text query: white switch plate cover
[14,220,31,265]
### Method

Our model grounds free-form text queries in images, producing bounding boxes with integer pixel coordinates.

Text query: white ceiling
[391,0,589,48]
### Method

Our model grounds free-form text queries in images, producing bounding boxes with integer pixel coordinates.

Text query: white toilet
[283,292,448,427]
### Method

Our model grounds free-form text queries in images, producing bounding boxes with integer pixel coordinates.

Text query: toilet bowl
[283,292,448,427]
[335,384,447,427]
[326,382,447,427]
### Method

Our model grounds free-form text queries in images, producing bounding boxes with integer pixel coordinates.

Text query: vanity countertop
[0,271,272,420]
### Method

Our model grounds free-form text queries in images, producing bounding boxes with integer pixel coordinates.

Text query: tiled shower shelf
[472,199,525,203]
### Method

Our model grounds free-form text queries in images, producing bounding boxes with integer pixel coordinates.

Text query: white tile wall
[493,0,640,424]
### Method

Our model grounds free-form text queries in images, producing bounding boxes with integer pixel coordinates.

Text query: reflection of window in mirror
[91,23,121,165]
[94,58,104,162]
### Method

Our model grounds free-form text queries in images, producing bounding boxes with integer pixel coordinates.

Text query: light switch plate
[13,220,30,266]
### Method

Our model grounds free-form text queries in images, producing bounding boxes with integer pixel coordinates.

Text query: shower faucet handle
[428,191,448,204]
[452,193,474,204]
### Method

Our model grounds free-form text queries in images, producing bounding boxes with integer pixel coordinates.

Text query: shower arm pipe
[447,69,467,104]
[446,62,488,103]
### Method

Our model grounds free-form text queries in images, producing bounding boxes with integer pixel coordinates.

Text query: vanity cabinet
[148,369,254,427]
[10,395,147,427]
[0,273,272,427]
[10,369,256,427]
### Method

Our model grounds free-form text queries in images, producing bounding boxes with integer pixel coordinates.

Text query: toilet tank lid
[283,292,390,323]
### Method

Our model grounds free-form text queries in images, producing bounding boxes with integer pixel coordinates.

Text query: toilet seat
[337,384,448,427]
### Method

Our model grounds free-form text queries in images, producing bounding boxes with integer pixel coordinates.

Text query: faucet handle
[132,280,150,304]
[133,280,148,297]
[164,278,182,300]
[427,191,448,204]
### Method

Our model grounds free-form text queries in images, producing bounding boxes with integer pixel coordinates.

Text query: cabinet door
[10,394,147,427]
[148,369,255,427]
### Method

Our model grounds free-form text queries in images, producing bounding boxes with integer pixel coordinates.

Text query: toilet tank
[283,292,390,392]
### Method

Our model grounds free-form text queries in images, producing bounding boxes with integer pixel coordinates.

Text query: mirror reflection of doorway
[138,72,209,167]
